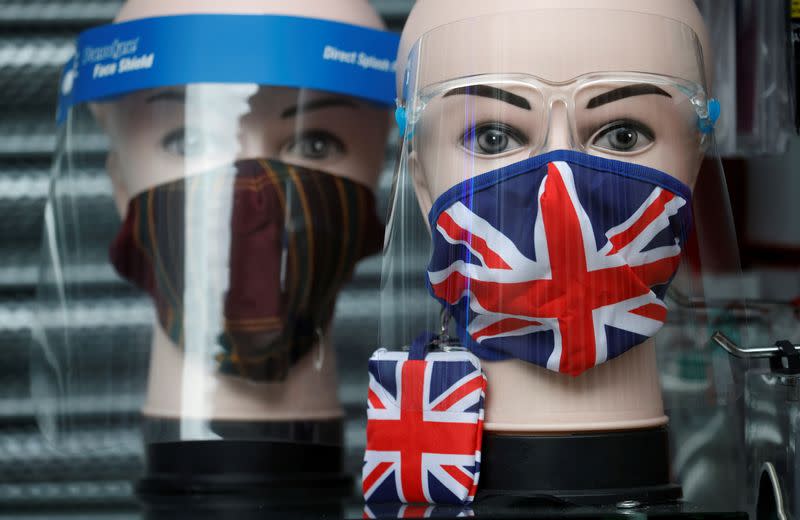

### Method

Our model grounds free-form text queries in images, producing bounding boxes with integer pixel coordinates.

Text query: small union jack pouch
[363,336,487,505]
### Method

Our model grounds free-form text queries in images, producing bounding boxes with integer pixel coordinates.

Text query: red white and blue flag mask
[426,150,693,377]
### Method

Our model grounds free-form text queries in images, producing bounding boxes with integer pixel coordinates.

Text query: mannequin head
[397,0,712,218]
[397,0,712,94]
[381,0,718,431]
[84,0,393,421]
[95,0,391,214]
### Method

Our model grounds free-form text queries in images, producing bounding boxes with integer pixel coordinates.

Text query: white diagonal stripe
[445,202,536,271]
[614,196,686,260]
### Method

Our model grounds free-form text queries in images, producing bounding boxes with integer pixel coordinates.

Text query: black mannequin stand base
[136,418,352,499]
[477,427,682,506]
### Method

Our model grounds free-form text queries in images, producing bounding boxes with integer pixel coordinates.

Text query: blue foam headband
[57,14,400,124]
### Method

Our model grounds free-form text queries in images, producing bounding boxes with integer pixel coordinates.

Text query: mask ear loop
[314,327,325,371]
[438,308,451,345]
[436,308,463,351]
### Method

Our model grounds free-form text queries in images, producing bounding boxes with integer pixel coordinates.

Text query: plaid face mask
[109,159,383,382]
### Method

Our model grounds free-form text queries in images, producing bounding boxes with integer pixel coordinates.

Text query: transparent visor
[381,10,752,509]
[33,82,390,449]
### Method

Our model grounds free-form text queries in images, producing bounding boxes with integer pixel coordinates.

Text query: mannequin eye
[462,123,526,156]
[162,128,213,158]
[284,130,346,161]
[591,121,654,153]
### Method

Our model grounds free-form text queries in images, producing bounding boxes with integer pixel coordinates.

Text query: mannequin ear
[105,151,130,218]
[409,149,433,231]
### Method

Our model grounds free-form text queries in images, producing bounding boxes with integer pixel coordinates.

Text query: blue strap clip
[698,98,721,134]
[395,104,408,137]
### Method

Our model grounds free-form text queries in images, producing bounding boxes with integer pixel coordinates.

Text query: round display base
[136,439,352,499]
[478,427,682,506]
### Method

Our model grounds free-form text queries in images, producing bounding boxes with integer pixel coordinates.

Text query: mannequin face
[100,84,389,212]
[405,10,707,216]
[413,79,704,214]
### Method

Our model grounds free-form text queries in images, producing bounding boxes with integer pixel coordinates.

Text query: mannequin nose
[540,101,573,153]
[238,129,270,159]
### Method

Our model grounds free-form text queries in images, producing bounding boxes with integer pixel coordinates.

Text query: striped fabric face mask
[109,159,383,382]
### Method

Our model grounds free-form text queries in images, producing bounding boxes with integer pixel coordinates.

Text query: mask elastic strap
[409,309,455,360]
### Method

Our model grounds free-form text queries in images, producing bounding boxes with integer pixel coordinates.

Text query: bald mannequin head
[116,0,385,28]
[86,0,393,422]
[397,0,712,220]
[389,0,715,434]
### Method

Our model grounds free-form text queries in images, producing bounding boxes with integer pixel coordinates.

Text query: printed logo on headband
[57,14,400,124]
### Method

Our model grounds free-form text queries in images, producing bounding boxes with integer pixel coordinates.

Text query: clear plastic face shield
[34,14,399,457]
[383,9,751,509]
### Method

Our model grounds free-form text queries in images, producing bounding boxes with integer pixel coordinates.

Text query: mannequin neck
[142,318,343,423]
[481,338,667,433]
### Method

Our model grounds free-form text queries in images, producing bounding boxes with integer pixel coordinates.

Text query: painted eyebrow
[281,98,359,118]
[443,85,532,110]
[145,90,185,104]
[586,84,672,109]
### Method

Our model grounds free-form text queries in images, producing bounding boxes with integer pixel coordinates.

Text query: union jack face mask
[426,150,693,377]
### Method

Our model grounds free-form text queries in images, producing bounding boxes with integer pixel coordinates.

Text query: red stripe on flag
[362,461,393,494]
[442,464,475,491]
[368,389,385,409]
[431,375,485,412]
[438,211,511,270]
[607,190,674,255]
[630,303,668,322]
[543,163,598,376]
[630,255,681,287]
